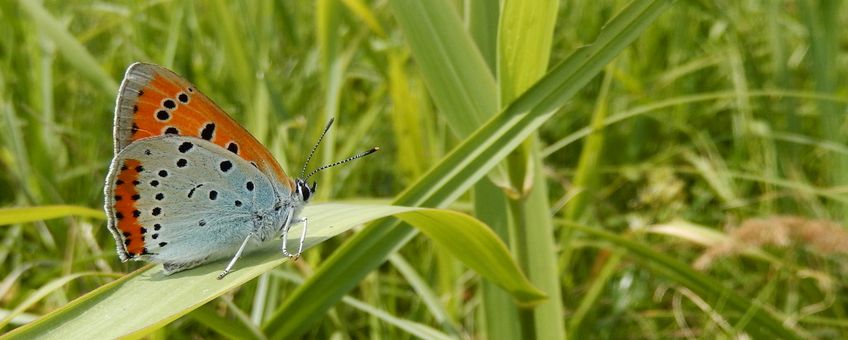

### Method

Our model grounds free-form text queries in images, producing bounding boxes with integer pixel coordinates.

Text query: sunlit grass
[1,0,847,338]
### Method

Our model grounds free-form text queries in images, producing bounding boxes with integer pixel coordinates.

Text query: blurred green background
[1,0,847,338]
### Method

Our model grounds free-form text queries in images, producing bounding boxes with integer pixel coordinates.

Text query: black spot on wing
[227,142,238,154]
[201,123,216,140]
[163,99,176,109]
[219,160,232,172]
[178,142,194,153]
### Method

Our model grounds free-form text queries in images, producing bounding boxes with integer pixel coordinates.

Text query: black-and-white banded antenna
[304,146,380,181]
[300,118,335,179]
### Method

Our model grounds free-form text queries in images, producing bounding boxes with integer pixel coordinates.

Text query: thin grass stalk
[497,0,564,338]
[388,51,427,181]
[798,0,846,219]
[509,139,564,339]
[765,1,800,185]
[474,180,521,339]
[567,250,624,338]
[558,65,614,283]
[316,0,342,198]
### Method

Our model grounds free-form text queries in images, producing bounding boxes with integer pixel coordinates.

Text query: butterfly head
[295,178,317,202]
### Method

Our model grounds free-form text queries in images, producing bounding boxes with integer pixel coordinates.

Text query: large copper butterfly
[104,63,377,279]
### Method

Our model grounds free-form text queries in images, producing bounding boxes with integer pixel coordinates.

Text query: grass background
[1,0,847,338]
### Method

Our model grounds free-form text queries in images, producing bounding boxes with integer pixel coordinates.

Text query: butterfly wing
[104,136,281,271]
[113,62,293,192]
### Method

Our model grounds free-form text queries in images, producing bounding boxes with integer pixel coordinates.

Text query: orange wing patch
[114,63,294,192]
[111,158,147,257]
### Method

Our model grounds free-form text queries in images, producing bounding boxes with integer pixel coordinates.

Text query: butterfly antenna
[300,118,335,178]
[304,147,380,180]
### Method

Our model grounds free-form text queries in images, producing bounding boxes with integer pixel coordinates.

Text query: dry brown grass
[695,216,848,270]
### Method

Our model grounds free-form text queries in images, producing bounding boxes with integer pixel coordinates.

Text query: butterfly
[104,62,377,279]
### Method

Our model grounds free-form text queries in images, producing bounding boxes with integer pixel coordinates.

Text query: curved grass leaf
[3,203,539,339]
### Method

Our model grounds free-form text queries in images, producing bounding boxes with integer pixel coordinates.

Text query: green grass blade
[497,0,559,107]
[562,66,613,223]
[387,254,462,335]
[466,0,499,70]
[567,250,624,337]
[798,0,846,219]
[188,304,264,340]
[16,0,117,95]
[388,0,496,136]
[340,0,386,37]
[397,209,545,304]
[388,52,428,180]
[314,0,343,196]
[0,205,105,226]
[271,270,454,339]
[264,1,672,338]
[341,294,453,340]
[209,0,254,102]
[3,203,535,338]
[388,0,510,186]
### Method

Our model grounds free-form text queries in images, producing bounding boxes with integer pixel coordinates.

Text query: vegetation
[1,0,846,338]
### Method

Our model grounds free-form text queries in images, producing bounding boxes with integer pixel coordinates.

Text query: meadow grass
[1,0,847,338]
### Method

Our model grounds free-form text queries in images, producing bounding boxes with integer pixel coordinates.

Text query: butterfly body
[104,136,298,273]
[104,63,313,277]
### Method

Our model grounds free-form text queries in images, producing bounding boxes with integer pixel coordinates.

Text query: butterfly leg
[280,208,296,257]
[295,217,307,256]
[281,211,307,258]
[218,233,253,280]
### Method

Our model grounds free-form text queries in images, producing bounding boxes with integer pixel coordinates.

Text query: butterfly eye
[294,180,310,202]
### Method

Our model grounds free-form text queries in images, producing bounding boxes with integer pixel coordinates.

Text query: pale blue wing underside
[105,136,282,269]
